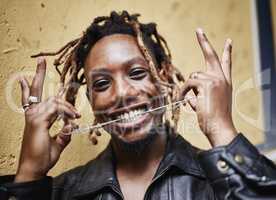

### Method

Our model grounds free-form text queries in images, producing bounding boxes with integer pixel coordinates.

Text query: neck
[112,131,167,175]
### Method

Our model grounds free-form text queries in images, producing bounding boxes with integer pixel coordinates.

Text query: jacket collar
[157,133,206,178]
[74,127,206,198]
[74,144,118,198]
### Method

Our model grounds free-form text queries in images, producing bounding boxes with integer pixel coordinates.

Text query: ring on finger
[28,96,40,105]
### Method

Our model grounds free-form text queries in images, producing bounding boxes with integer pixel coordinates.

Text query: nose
[113,76,140,107]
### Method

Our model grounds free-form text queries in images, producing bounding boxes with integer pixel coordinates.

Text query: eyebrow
[90,68,111,76]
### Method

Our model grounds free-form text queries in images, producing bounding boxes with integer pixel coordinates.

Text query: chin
[105,114,162,153]
[105,113,153,140]
[116,117,154,143]
[111,124,159,154]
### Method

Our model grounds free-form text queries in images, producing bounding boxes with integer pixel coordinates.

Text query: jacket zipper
[143,166,170,200]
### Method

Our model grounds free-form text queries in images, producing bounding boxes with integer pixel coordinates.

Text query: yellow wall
[0,0,266,176]
[272,0,276,53]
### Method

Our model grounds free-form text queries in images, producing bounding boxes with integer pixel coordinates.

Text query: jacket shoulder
[52,147,110,191]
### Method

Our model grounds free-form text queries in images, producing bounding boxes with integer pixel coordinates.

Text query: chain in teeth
[118,109,145,122]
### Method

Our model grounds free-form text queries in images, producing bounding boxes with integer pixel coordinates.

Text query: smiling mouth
[109,108,146,123]
[108,103,149,122]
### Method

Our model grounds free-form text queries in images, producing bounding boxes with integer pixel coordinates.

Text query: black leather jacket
[1,133,276,200]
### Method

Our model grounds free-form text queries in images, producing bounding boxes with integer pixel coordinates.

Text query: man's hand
[181,28,237,147]
[15,57,81,183]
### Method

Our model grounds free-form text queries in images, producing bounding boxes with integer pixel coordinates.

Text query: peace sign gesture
[15,58,81,183]
[181,28,237,147]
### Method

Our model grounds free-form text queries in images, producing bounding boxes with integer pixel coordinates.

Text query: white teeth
[115,108,145,122]
[129,111,135,118]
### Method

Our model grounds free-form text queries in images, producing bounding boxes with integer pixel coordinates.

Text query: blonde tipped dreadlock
[31,11,185,144]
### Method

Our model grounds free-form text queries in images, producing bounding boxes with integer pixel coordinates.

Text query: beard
[111,127,160,155]
[111,122,168,155]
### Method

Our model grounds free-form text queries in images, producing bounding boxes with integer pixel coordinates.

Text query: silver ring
[22,103,30,112]
[28,96,40,104]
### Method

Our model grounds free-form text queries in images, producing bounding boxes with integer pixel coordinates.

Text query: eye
[92,78,110,92]
[129,67,148,80]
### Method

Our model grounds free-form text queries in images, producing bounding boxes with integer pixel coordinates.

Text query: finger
[55,133,71,149]
[185,92,197,111]
[89,134,98,145]
[52,131,72,156]
[62,122,73,132]
[221,38,233,85]
[189,71,216,80]
[69,121,79,130]
[49,104,79,120]
[60,119,79,136]
[18,76,30,105]
[41,99,81,128]
[196,28,224,75]
[30,57,46,101]
[188,72,213,103]
[47,97,81,117]
[180,78,203,98]
[53,122,74,150]
[55,98,81,117]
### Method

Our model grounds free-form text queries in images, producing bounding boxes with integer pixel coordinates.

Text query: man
[0,11,276,200]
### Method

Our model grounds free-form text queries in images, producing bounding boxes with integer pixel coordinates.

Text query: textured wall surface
[0,0,266,176]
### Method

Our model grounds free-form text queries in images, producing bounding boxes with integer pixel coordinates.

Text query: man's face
[84,34,164,144]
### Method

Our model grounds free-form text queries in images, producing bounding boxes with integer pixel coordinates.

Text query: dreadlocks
[31,10,185,144]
